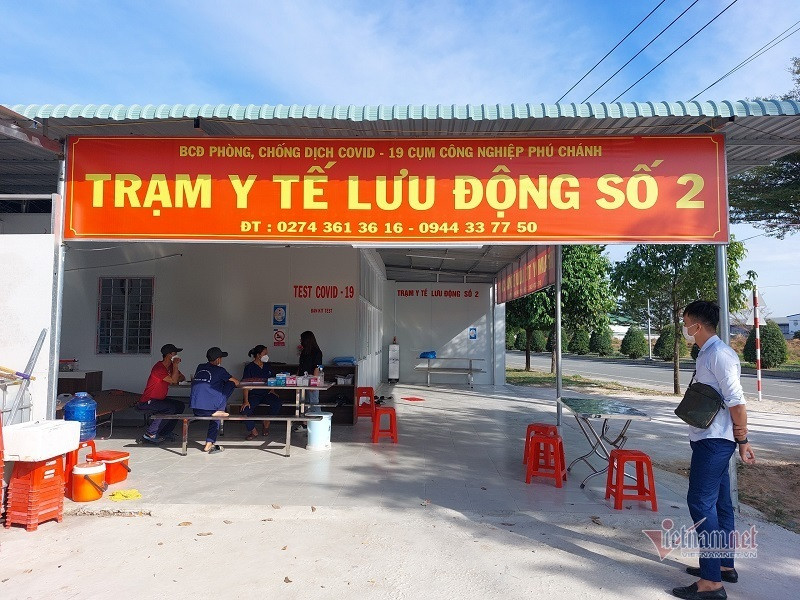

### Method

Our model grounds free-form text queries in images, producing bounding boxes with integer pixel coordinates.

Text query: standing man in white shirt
[672,301,756,600]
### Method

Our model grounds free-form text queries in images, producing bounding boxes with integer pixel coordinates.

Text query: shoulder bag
[674,371,725,429]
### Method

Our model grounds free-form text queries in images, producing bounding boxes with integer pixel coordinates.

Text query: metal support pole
[555,245,563,427]
[47,154,67,419]
[716,244,739,512]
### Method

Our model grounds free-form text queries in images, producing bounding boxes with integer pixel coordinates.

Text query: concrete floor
[2,383,798,599]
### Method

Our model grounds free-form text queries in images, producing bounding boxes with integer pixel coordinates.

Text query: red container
[11,457,64,488]
[89,450,131,484]
[70,462,106,502]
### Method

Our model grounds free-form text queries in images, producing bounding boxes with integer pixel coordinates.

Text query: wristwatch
[736,437,749,445]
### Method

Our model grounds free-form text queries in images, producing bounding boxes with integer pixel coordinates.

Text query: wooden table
[558,396,650,489]
[56,389,139,438]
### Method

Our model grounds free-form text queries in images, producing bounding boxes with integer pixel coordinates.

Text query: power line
[690,20,800,100]
[556,0,667,104]
[582,0,701,103]
[611,0,740,102]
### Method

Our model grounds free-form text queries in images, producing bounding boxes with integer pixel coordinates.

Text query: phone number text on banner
[65,136,728,243]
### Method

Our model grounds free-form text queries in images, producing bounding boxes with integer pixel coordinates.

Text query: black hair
[683,300,720,329]
[248,344,267,358]
[299,330,320,355]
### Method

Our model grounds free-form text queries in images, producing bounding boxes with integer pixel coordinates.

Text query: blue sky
[1,0,798,315]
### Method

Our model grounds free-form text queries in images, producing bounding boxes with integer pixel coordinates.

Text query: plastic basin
[2,419,81,461]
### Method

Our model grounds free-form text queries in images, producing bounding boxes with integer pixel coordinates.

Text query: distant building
[788,314,800,336]
[730,316,792,338]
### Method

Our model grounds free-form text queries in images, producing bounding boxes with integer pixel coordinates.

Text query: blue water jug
[64,391,97,442]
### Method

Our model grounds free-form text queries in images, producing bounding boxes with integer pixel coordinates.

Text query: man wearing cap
[190,347,240,454]
[137,343,187,444]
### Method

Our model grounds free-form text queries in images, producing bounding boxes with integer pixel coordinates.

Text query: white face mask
[260,353,269,363]
[682,324,697,344]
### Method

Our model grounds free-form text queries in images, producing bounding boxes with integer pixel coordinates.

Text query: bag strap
[688,369,696,386]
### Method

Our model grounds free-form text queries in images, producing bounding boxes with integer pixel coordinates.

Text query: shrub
[794,331,800,340]
[530,330,548,352]
[568,329,590,355]
[589,327,614,356]
[620,327,648,359]
[546,328,570,352]
[653,325,689,361]
[506,328,519,350]
[514,331,528,351]
[743,321,788,368]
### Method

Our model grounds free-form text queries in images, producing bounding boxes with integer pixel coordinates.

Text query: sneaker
[141,432,164,444]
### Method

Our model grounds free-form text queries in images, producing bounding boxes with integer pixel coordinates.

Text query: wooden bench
[413,358,486,388]
[157,414,323,457]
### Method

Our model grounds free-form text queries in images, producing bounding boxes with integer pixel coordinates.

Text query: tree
[620,327,647,359]
[546,327,570,353]
[506,245,613,372]
[506,292,552,371]
[530,330,547,352]
[612,242,754,393]
[653,325,688,361]
[729,153,800,238]
[505,327,520,350]
[568,329,590,355]
[794,331,800,341]
[589,327,614,356]
[728,57,800,238]
[743,321,788,368]
[514,333,527,351]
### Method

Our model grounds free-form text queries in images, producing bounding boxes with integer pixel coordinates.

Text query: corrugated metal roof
[2,99,800,281]
[5,100,799,177]
[9,100,800,121]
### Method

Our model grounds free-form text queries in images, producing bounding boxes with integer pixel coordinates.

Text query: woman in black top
[298,330,323,411]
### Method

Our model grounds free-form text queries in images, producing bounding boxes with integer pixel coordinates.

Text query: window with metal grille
[97,277,154,354]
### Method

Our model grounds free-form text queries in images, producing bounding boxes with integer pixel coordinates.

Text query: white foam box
[2,419,80,461]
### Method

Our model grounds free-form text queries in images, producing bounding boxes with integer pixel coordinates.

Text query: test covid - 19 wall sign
[65,135,728,243]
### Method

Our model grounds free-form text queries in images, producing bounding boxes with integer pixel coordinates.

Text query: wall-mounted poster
[273,304,287,327]
[273,329,286,347]
[469,327,477,340]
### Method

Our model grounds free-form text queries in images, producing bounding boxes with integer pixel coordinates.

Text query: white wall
[0,235,55,422]
[59,243,359,399]
[382,281,502,385]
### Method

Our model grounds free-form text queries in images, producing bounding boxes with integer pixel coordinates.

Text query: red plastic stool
[523,423,561,465]
[65,440,96,498]
[372,406,398,443]
[605,449,658,511]
[525,434,567,487]
[356,386,376,420]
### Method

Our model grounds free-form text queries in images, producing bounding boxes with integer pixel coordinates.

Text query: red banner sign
[65,135,727,243]
[496,245,556,304]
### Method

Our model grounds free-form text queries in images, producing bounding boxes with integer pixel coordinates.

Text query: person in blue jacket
[190,347,239,454]
[240,344,282,440]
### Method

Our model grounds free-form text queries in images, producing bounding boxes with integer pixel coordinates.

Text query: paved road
[506,350,800,403]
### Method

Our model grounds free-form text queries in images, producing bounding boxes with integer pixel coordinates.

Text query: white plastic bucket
[306,412,332,451]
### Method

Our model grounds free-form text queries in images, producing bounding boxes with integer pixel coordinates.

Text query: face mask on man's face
[682,323,697,344]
